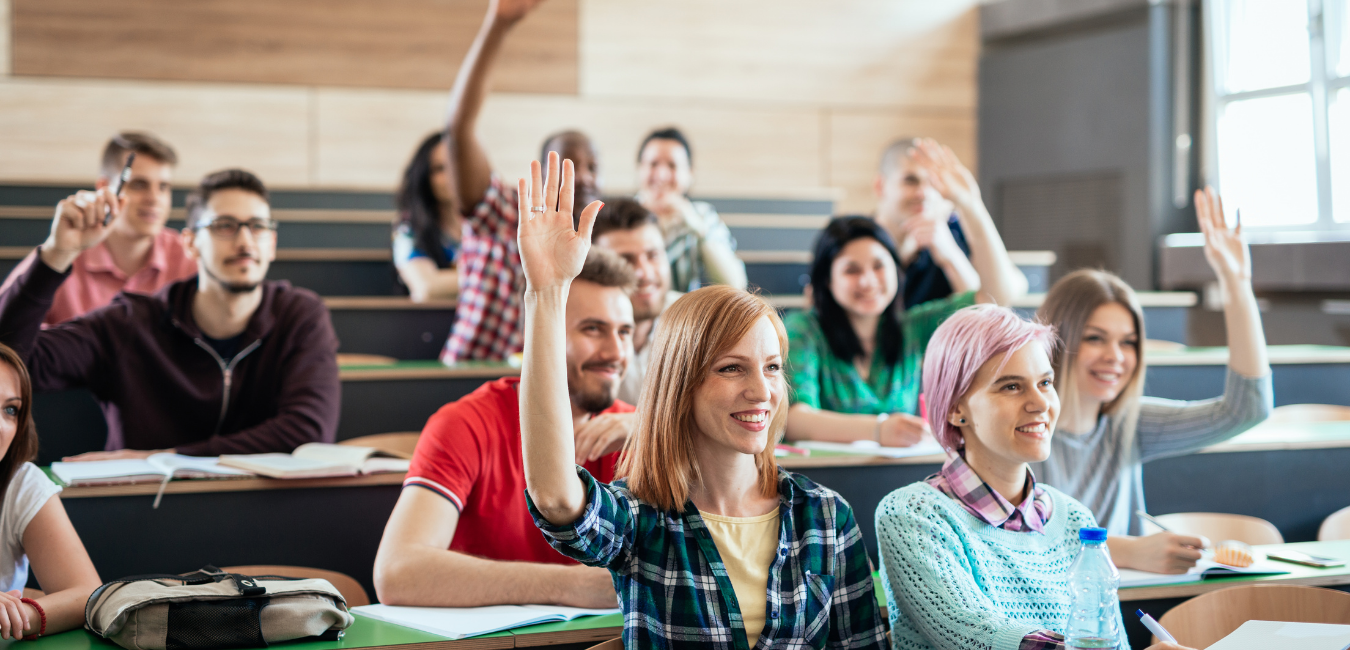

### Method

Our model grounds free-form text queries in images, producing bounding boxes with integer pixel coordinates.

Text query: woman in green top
[785,217,976,446]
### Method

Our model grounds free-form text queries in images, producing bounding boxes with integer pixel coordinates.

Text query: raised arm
[445,0,543,208]
[519,152,603,525]
[914,139,1028,305]
[1195,186,1268,379]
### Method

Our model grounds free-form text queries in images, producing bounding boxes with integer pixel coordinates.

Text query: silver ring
[530,206,546,213]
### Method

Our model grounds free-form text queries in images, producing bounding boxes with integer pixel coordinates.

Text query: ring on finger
[530,206,546,213]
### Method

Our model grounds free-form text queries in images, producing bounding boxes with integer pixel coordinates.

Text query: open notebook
[1118,556,1290,588]
[218,443,411,479]
[352,604,619,639]
[1207,621,1350,650]
[791,439,946,459]
[50,454,250,487]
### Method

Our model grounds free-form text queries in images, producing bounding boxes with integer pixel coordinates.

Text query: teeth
[1016,423,1046,433]
[734,412,767,423]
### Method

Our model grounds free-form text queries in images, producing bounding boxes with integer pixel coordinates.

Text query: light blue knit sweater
[876,482,1128,650]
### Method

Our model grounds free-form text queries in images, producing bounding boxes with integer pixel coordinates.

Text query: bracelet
[874,413,890,443]
[20,597,45,640]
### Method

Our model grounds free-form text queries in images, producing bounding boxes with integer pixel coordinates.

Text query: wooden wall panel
[1,0,10,76]
[11,0,576,93]
[315,89,447,189]
[0,79,310,186]
[828,109,977,214]
[582,0,979,109]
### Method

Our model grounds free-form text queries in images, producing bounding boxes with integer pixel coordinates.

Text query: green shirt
[784,291,975,416]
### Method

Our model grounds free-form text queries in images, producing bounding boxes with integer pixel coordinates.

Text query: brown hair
[618,285,785,511]
[590,198,658,242]
[0,344,38,504]
[184,169,270,229]
[576,248,637,292]
[1037,269,1146,434]
[101,132,178,178]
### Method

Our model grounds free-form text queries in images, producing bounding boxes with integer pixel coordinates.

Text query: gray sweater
[1031,369,1273,536]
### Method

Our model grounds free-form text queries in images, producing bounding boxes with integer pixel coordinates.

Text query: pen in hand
[1137,610,1176,643]
[104,152,135,226]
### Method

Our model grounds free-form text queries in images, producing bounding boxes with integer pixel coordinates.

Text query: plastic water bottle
[1065,527,1121,650]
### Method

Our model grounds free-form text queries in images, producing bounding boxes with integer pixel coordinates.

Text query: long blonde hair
[618,285,785,511]
[1037,269,1146,444]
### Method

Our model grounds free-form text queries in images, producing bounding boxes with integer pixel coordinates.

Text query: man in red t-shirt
[374,250,637,608]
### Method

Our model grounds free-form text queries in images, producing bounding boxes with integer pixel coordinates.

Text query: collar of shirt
[79,231,174,279]
[925,450,1052,533]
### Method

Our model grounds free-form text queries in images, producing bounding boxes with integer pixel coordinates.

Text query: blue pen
[1137,610,1176,643]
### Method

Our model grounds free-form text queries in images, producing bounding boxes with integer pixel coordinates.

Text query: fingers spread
[577,200,603,243]
[544,151,561,212]
[559,159,576,219]
[530,159,545,212]
[518,178,530,220]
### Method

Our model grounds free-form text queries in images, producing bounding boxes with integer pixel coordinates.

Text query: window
[1207,0,1350,229]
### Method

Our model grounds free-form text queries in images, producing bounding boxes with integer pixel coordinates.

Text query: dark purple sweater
[0,254,341,455]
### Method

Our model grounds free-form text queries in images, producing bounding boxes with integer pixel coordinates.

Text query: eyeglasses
[197,218,278,239]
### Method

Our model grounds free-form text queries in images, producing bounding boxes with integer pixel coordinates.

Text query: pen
[1137,610,1176,643]
[1135,510,1172,533]
[104,152,135,226]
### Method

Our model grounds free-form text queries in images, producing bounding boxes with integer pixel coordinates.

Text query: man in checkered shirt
[440,0,603,363]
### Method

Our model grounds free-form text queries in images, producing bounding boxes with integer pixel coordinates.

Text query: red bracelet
[19,597,45,640]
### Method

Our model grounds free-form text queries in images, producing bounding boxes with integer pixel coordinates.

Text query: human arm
[896,216,981,297]
[1106,533,1206,574]
[785,404,929,447]
[12,496,102,637]
[373,486,616,607]
[446,0,542,209]
[913,140,1028,305]
[1195,186,1268,379]
[397,258,460,302]
[175,300,341,455]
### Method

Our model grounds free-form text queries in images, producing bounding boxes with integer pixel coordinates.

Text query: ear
[947,403,969,429]
[181,228,201,262]
[873,174,885,198]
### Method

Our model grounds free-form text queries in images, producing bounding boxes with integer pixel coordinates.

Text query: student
[0,132,196,325]
[0,170,340,459]
[873,137,1026,307]
[0,343,102,639]
[875,305,1191,650]
[518,154,885,649]
[440,0,603,363]
[1031,187,1272,574]
[784,217,974,446]
[589,198,681,406]
[393,132,461,303]
[373,250,635,608]
[635,127,748,291]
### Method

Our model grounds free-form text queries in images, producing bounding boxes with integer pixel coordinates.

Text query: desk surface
[339,361,519,382]
[50,471,407,499]
[1119,540,1350,601]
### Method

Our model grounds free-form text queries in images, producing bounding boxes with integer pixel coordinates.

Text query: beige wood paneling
[828,109,977,214]
[316,89,828,194]
[582,0,979,109]
[11,0,576,93]
[1,0,11,76]
[0,78,310,186]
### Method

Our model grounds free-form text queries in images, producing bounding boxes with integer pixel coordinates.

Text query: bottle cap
[1078,526,1107,542]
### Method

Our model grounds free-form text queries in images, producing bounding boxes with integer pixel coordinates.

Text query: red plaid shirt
[927,452,1065,650]
[441,175,524,363]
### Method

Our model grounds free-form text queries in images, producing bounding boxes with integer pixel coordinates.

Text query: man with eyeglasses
[0,132,198,325]
[0,169,341,460]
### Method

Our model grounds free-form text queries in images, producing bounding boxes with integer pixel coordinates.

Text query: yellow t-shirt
[701,509,781,647]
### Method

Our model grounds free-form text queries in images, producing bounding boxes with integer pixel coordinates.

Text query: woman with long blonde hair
[516,153,885,649]
[1032,187,1272,573]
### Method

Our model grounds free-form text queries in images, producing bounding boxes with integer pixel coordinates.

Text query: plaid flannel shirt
[926,452,1064,650]
[528,467,887,650]
[441,175,523,363]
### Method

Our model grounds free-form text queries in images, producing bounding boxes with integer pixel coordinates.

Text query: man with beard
[374,250,634,609]
[0,169,340,459]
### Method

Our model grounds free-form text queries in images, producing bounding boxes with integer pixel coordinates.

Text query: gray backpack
[85,567,355,650]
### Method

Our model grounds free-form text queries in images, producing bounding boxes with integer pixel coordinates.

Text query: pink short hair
[922,305,1058,451]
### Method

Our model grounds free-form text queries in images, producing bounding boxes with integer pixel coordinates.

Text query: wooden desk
[1145,344,1350,406]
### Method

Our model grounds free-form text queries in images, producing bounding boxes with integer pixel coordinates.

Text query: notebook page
[793,439,946,459]
[1207,621,1350,650]
[520,604,621,620]
[352,604,561,639]
[292,443,375,467]
[50,459,163,485]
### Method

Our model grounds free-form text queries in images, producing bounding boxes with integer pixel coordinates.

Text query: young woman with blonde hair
[516,153,885,649]
[1032,187,1272,573]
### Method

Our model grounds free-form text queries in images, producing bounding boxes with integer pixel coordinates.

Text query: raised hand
[40,187,124,272]
[912,138,980,212]
[491,0,546,24]
[897,214,966,266]
[1194,186,1251,286]
[517,151,604,292]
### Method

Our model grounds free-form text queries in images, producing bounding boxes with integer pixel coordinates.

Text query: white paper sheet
[352,604,619,640]
[1207,620,1350,650]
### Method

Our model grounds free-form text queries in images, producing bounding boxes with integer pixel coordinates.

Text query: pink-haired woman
[874,305,1191,650]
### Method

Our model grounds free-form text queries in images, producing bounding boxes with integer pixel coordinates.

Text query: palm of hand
[1194,187,1250,282]
[517,155,601,290]
[930,164,978,206]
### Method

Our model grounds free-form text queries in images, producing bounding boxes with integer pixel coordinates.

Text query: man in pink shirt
[0,132,198,325]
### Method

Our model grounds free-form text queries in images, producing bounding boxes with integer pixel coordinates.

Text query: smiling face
[565,280,635,414]
[184,188,276,293]
[594,223,671,322]
[1074,302,1140,404]
[103,154,174,239]
[637,138,693,199]
[690,317,785,458]
[828,237,899,319]
[952,342,1059,466]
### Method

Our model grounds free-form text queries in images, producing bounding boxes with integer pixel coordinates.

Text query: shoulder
[1040,484,1098,527]
[264,282,331,321]
[604,399,636,415]
[876,482,958,524]
[780,469,856,525]
[424,378,515,439]
[690,200,720,220]
[4,463,61,522]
